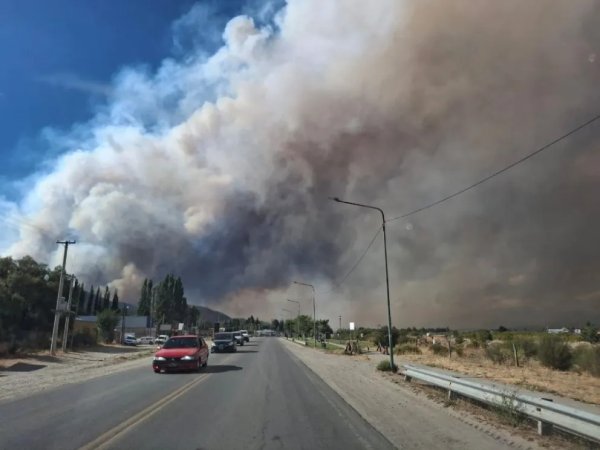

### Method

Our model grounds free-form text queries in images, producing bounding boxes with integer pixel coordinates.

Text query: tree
[581,322,599,343]
[86,285,95,315]
[374,326,401,349]
[173,277,187,322]
[93,287,101,314]
[0,256,59,344]
[137,278,151,316]
[153,274,188,329]
[271,319,280,331]
[102,286,111,311]
[316,319,333,337]
[96,309,119,343]
[296,315,313,336]
[77,282,86,313]
[111,289,119,311]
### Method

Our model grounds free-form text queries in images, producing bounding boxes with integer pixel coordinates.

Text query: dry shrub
[431,343,448,356]
[485,343,510,364]
[377,359,397,372]
[396,343,422,355]
[573,345,600,377]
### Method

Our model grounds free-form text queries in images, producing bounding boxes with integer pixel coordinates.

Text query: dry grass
[398,346,600,405]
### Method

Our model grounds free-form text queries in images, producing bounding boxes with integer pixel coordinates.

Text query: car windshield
[214,333,232,340]
[162,338,197,349]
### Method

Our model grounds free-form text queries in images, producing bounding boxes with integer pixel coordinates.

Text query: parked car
[211,332,237,353]
[240,330,250,342]
[153,335,209,373]
[155,335,169,345]
[137,336,155,345]
[233,330,245,346]
[123,335,137,346]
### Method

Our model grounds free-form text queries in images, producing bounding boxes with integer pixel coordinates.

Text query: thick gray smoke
[4,0,600,327]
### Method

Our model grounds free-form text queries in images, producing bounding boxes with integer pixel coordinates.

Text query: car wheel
[196,359,202,372]
[203,359,208,367]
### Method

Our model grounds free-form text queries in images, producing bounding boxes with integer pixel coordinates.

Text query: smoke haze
[3,0,600,328]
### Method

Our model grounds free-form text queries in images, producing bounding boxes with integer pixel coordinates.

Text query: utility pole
[339,315,342,333]
[61,276,75,352]
[50,240,76,355]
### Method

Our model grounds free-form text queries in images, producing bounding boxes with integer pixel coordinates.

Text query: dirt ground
[0,345,155,403]
[395,346,600,405]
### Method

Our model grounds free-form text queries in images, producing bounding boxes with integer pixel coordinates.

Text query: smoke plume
[4,0,600,328]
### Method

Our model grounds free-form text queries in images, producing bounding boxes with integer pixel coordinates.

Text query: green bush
[538,335,572,371]
[431,343,448,356]
[581,323,599,344]
[454,345,464,357]
[376,359,398,372]
[573,345,600,377]
[396,343,422,355]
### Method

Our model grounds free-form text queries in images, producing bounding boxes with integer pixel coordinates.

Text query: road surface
[0,338,393,450]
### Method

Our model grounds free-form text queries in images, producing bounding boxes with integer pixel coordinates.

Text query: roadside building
[547,327,570,334]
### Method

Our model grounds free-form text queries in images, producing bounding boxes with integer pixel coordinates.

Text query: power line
[1,213,56,240]
[319,225,382,294]
[388,112,600,223]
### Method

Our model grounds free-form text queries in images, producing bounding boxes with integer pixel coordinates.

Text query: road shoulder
[280,338,544,450]
[0,347,154,404]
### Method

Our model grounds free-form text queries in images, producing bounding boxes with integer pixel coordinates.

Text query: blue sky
[0,0,275,200]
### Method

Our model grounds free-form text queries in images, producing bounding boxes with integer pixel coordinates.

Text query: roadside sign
[178,323,184,331]
[349,322,355,331]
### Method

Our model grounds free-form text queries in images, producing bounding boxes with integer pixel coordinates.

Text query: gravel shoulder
[0,346,155,403]
[281,338,546,450]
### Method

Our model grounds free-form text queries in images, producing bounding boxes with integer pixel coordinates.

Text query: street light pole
[286,298,301,338]
[50,240,76,355]
[293,281,316,348]
[330,197,395,369]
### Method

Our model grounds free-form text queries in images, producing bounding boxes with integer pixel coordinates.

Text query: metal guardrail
[402,363,600,442]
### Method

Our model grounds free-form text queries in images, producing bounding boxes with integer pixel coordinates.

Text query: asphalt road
[0,338,393,450]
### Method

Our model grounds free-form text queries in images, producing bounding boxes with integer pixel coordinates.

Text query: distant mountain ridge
[195,305,231,323]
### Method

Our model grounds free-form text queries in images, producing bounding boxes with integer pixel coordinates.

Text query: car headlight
[154,356,166,361]
[181,355,196,361]
[227,341,234,346]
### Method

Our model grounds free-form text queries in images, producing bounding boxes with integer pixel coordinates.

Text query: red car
[153,335,209,373]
